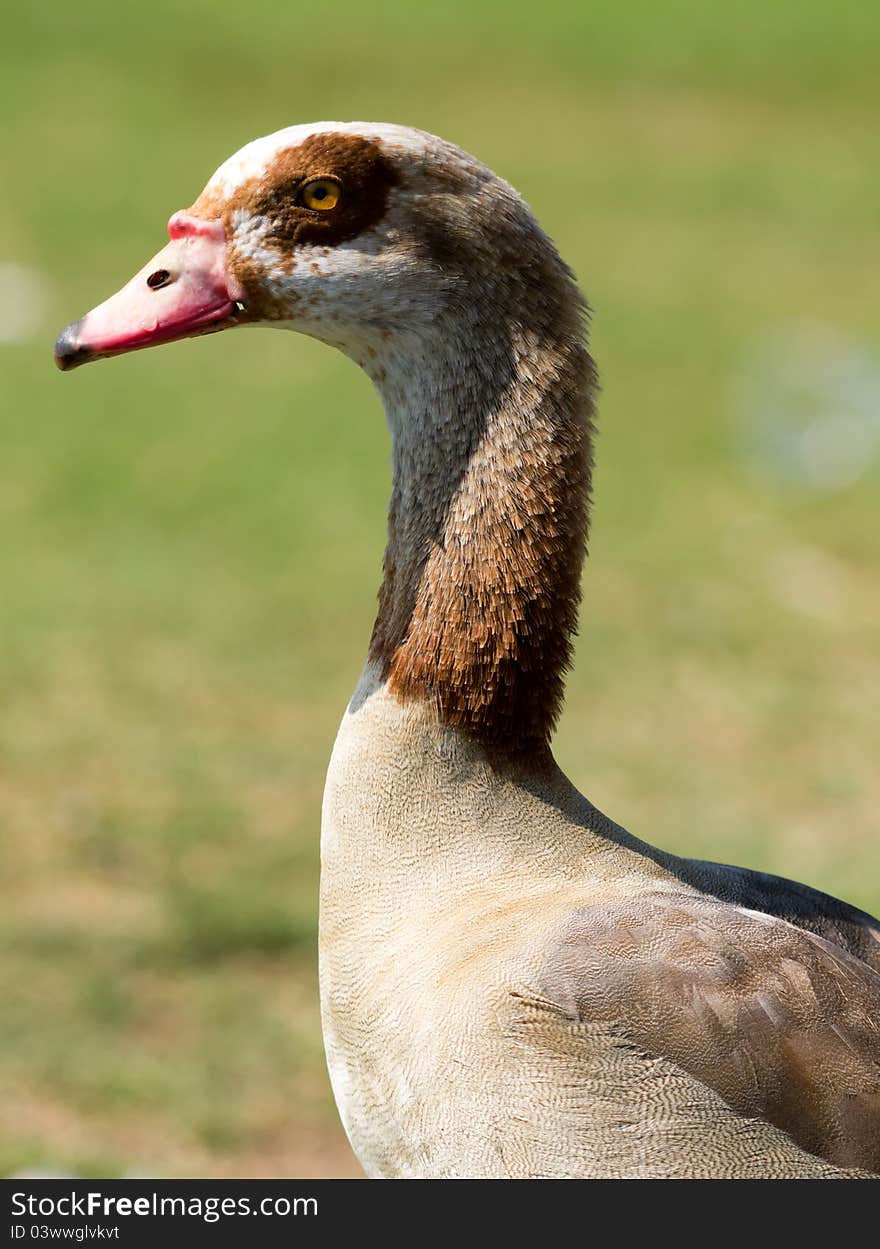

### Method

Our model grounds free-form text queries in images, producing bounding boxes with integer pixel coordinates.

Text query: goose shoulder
[517,890,880,1174]
[684,858,880,973]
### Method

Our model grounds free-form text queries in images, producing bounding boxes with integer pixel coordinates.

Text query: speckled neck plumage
[367,259,597,758]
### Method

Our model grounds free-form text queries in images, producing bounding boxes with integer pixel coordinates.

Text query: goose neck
[366,306,597,759]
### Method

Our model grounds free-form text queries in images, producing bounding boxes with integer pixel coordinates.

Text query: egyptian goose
[55,122,880,1178]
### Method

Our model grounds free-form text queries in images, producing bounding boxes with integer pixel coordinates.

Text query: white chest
[315,671,646,1176]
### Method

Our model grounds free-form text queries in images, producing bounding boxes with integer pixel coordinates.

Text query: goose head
[54,121,572,376]
[55,123,593,754]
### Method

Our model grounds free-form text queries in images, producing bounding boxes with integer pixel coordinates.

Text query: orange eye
[301,179,341,211]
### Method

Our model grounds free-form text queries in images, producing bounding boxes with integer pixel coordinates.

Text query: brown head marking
[193,132,398,250]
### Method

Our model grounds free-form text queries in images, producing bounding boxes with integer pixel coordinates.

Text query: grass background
[1,1,878,1177]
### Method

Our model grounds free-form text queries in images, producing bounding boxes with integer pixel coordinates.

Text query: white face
[225,191,442,358]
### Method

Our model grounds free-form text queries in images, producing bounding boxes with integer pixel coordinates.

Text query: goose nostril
[146,269,172,290]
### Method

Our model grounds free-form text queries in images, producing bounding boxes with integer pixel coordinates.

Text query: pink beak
[54,212,247,371]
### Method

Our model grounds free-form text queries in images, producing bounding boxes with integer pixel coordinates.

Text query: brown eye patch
[239,132,399,249]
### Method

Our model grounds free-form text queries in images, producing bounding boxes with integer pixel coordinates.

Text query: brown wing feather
[538,893,880,1173]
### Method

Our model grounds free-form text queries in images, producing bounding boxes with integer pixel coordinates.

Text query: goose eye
[301,179,341,211]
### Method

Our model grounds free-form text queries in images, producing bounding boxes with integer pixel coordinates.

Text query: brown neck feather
[366,248,597,759]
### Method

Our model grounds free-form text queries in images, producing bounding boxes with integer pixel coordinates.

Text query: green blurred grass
[1,0,878,1176]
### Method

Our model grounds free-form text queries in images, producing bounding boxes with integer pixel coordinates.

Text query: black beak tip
[54,320,93,372]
